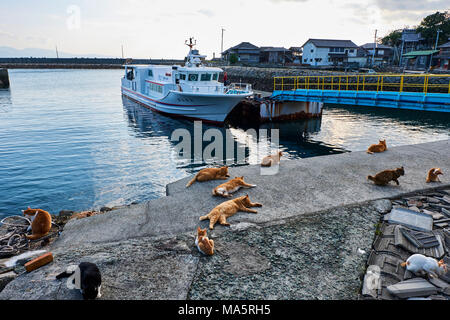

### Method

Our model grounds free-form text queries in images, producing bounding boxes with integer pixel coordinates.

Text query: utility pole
[221,27,225,60]
[55,45,59,58]
[429,29,442,70]
[372,29,377,67]
[121,44,124,59]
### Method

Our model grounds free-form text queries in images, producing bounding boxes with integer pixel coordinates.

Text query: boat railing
[189,85,227,94]
[226,83,252,94]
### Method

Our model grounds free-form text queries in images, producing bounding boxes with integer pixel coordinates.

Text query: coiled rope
[0,215,62,258]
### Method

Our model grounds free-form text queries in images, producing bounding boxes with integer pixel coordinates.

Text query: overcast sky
[0,0,448,58]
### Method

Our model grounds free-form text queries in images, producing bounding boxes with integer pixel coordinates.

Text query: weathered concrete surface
[188,203,380,299]
[1,140,449,299]
[0,202,379,300]
[0,235,199,300]
[53,140,450,249]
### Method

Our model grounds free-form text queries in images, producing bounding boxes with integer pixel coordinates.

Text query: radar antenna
[185,37,197,50]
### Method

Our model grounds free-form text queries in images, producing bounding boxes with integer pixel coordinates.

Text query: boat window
[212,73,218,81]
[188,74,198,81]
[148,82,163,94]
[148,69,153,77]
[180,74,186,80]
[201,73,212,81]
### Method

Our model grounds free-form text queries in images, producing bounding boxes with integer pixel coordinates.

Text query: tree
[229,53,238,64]
[416,11,450,48]
[381,29,403,47]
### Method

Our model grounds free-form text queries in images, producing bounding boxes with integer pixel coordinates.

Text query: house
[259,47,293,64]
[400,29,427,54]
[436,40,450,70]
[300,39,359,66]
[347,47,371,68]
[401,50,439,71]
[360,43,394,65]
[222,42,260,64]
[289,47,302,64]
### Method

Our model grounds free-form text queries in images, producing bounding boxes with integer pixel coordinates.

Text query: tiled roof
[260,47,289,52]
[227,42,259,51]
[302,38,358,48]
[438,41,450,49]
[361,43,393,49]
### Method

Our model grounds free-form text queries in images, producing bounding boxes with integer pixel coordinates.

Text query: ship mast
[184,37,205,68]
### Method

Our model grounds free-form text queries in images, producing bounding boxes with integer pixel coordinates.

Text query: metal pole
[121,45,124,59]
[399,39,404,66]
[429,29,441,70]
[372,29,377,67]
[221,28,225,60]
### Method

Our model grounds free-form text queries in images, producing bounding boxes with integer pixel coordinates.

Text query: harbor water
[0,69,449,218]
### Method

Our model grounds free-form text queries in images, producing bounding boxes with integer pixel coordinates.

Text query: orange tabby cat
[195,227,214,256]
[426,168,443,183]
[186,166,230,187]
[212,176,256,197]
[367,166,404,186]
[261,151,283,167]
[199,194,262,230]
[22,207,52,240]
[366,139,387,154]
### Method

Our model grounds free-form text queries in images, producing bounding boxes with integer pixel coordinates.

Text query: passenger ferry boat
[121,38,253,124]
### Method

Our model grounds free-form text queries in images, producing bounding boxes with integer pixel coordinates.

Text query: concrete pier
[0,69,9,89]
[1,139,449,299]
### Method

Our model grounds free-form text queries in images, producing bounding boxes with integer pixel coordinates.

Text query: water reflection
[121,96,346,170]
[0,88,12,113]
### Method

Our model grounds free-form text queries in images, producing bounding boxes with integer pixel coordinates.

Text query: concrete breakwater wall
[222,66,450,93]
[221,66,345,92]
[0,69,9,88]
[0,139,449,299]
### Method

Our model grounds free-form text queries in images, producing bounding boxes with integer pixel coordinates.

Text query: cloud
[374,0,449,12]
[197,9,215,17]
[269,0,309,2]
[0,30,15,39]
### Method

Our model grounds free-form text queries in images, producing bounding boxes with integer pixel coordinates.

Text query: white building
[301,39,358,66]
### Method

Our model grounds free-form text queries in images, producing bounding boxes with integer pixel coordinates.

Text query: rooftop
[361,43,393,50]
[302,38,358,48]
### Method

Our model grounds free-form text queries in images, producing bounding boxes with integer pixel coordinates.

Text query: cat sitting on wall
[195,227,214,256]
[22,207,52,240]
[426,168,443,183]
[261,151,283,167]
[366,139,387,154]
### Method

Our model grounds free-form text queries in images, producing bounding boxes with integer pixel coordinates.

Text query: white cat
[401,254,448,278]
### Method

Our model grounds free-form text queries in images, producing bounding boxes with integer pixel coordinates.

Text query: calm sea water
[0,69,449,217]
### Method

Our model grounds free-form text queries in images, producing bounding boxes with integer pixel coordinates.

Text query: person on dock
[223,71,228,86]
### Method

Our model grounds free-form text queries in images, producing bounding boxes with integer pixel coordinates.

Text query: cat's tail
[367,175,375,182]
[366,150,374,154]
[186,173,199,187]
[56,270,74,279]
[56,265,79,280]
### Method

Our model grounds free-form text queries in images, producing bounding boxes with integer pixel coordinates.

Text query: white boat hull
[121,86,250,124]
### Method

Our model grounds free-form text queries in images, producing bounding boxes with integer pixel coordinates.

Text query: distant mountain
[0,46,115,58]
